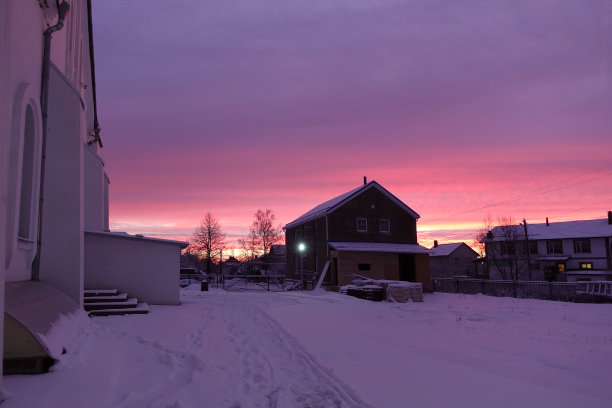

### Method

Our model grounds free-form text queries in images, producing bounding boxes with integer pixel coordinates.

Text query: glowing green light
[298,242,306,252]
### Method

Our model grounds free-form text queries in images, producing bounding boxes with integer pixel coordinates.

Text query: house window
[574,239,591,254]
[546,240,563,254]
[304,226,312,239]
[528,241,538,255]
[356,218,367,232]
[358,263,371,271]
[557,263,565,273]
[579,262,593,270]
[500,242,515,256]
[379,219,390,233]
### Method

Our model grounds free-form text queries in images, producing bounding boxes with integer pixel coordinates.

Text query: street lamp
[298,242,306,290]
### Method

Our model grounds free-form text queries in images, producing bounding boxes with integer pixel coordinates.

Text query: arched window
[18,105,36,239]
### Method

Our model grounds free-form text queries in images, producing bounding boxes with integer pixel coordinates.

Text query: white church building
[0,0,185,387]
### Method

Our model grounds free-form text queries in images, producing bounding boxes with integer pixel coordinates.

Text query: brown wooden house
[284,180,430,288]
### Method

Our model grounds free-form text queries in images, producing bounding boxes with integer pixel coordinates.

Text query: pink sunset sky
[92,0,612,252]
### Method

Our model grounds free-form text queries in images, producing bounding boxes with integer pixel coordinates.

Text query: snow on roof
[488,218,612,241]
[85,230,189,247]
[329,241,430,254]
[429,242,464,257]
[284,181,420,229]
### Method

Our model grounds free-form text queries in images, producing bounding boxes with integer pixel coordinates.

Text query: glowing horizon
[93,0,612,255]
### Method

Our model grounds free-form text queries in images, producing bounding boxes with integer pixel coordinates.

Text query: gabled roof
[487,218,612,241]
[269,244,286,255]
[284,181,420,229]
[430,242,472,257]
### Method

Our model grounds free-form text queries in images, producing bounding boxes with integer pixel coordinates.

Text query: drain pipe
[85,0,102,148]
[32,1,70,281]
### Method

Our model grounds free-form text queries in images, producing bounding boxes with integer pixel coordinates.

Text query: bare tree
[473,213,495,258]
[251,209,283,256]
[480,215,528,281]
[189,212,226,274]
[238,229,259,262]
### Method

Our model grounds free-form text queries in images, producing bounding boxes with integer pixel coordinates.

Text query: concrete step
[84,297,138,311]
[88,302,149,317]
[84,289,149,317]
[84,289,118,297]
[84,292,128,303]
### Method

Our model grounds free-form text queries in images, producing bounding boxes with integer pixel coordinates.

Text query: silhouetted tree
[189,212,226,274]
[479,215,529,281]
[238,229,259,262]
[251,209,283,256]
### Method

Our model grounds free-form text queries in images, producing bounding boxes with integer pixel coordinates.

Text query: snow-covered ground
[3,287,612,407]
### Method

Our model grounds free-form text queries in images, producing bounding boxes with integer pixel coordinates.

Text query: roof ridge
[284,181,419,229]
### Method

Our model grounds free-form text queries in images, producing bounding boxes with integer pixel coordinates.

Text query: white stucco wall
[84,145,106,231]
[2,0,46,282]
[1,0,55,393]
[38,64,85,306]
[103,172,110,231]
[0,0,10,394]
[84,232,185,305]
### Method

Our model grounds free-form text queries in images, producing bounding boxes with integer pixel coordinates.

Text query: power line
[545,197,612,221]
[421,166,612,224]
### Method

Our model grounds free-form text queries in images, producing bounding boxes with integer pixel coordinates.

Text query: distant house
[264,244,287,275]
[484,213,612,282]
[270,244,286,256]
[429,242,480,278]
[1,0,186,378]
[284,180,430,288]
[218,256,241,275]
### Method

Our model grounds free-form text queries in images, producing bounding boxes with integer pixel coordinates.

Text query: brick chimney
[546,217,549,226]
[363,176,367,185]
[433,240,438,248]
[608,211,612,225]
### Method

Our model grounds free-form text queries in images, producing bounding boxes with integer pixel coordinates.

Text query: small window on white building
[500,242,515,256]
[379,219,390,233]
[18,105,36,240]
[356,218,367,232]
[579,262,593,270]
[574,239,591,254]
[528,241,538,255]
[547,240,563,254]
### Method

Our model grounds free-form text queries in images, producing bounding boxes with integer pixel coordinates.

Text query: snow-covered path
[3,288,371,408]
[3,288,612,408]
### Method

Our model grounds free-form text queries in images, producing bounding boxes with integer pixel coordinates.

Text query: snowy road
[3,288,612,408]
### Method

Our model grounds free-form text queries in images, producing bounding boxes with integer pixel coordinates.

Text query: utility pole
[298,242,306,290]
[523,219,531,280]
